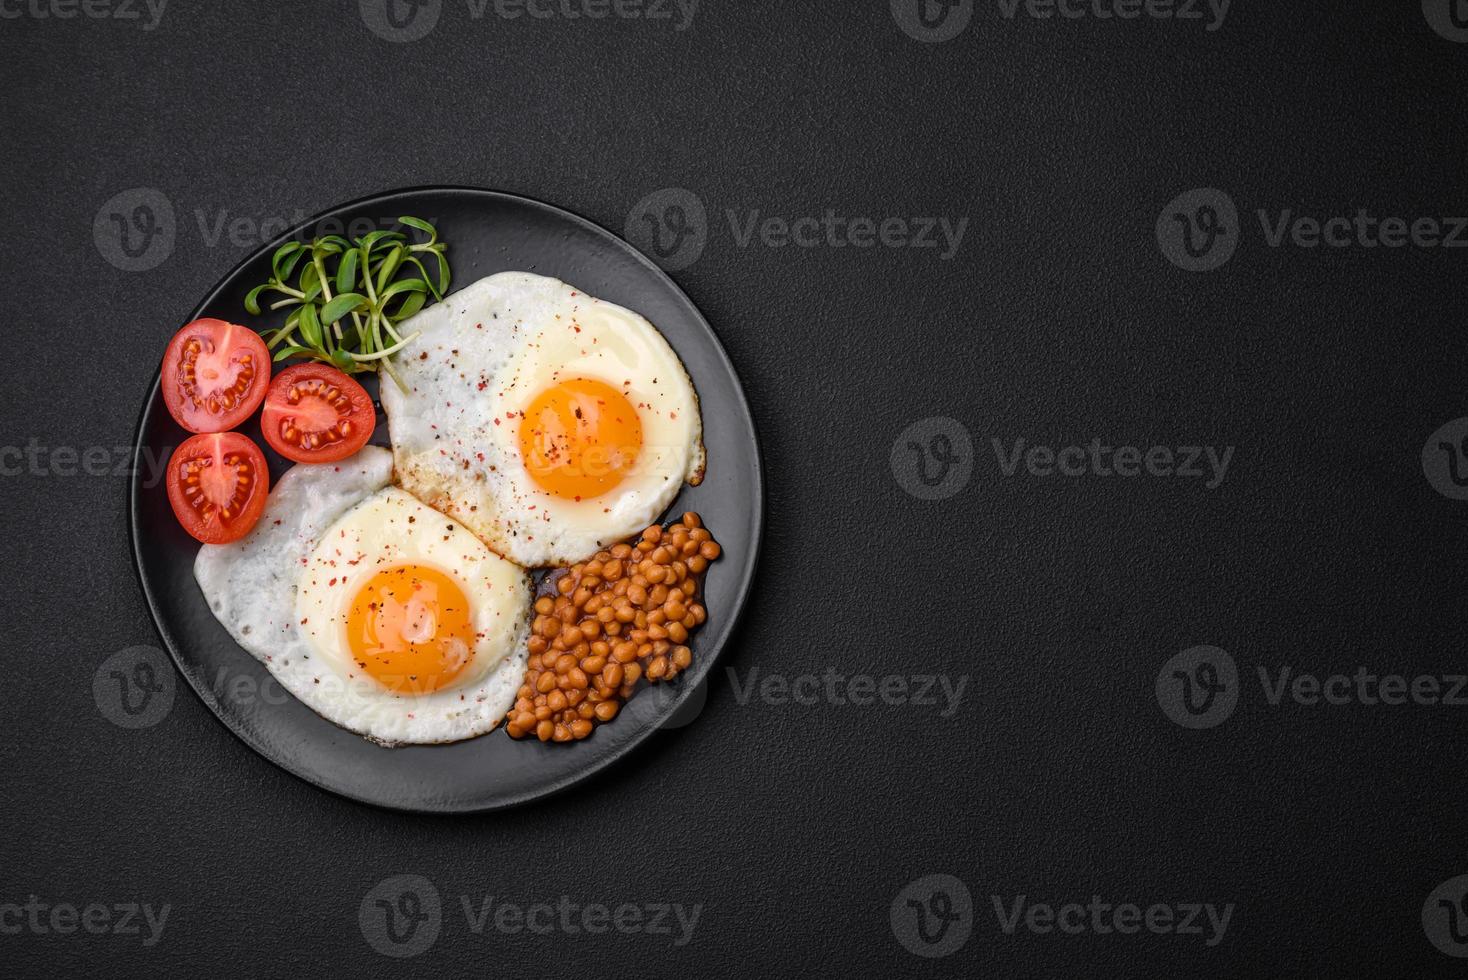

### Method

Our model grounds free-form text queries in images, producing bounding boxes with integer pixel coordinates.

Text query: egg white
[194,447,531,745]
[381,272,705,567]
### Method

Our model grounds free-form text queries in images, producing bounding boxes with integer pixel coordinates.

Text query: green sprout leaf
[242,217,450,370]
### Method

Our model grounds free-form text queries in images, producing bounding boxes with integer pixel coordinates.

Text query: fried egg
[381,272,705,567]
[194,447,531,745]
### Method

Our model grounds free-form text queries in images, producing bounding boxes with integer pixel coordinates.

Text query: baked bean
[509,515,721,742]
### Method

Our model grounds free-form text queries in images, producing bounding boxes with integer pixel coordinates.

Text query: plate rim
[128,184,766,814]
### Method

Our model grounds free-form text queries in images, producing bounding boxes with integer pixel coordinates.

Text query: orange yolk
[517,377,643,501]
[345,564,475,694]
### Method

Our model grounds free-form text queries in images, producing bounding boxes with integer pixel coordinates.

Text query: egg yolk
[345,564,474,694]
[518,377,643,501]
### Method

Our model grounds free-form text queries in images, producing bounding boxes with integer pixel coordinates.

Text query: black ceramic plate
[129,187,763,813]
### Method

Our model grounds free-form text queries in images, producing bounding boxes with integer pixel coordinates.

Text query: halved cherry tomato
[260,364,376,464]
[161,318,271,433]
[166,432,270,544]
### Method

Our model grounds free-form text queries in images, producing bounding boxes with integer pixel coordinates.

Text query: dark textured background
[4,0,1468,975]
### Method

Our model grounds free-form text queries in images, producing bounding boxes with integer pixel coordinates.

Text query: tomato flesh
[161,319,271,433]
[166,432,269,544]
[261,364,376,464]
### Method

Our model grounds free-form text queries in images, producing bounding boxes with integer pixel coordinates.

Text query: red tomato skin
[161,319,271,433]
[165,432,270,544]
[260,364,376,464]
